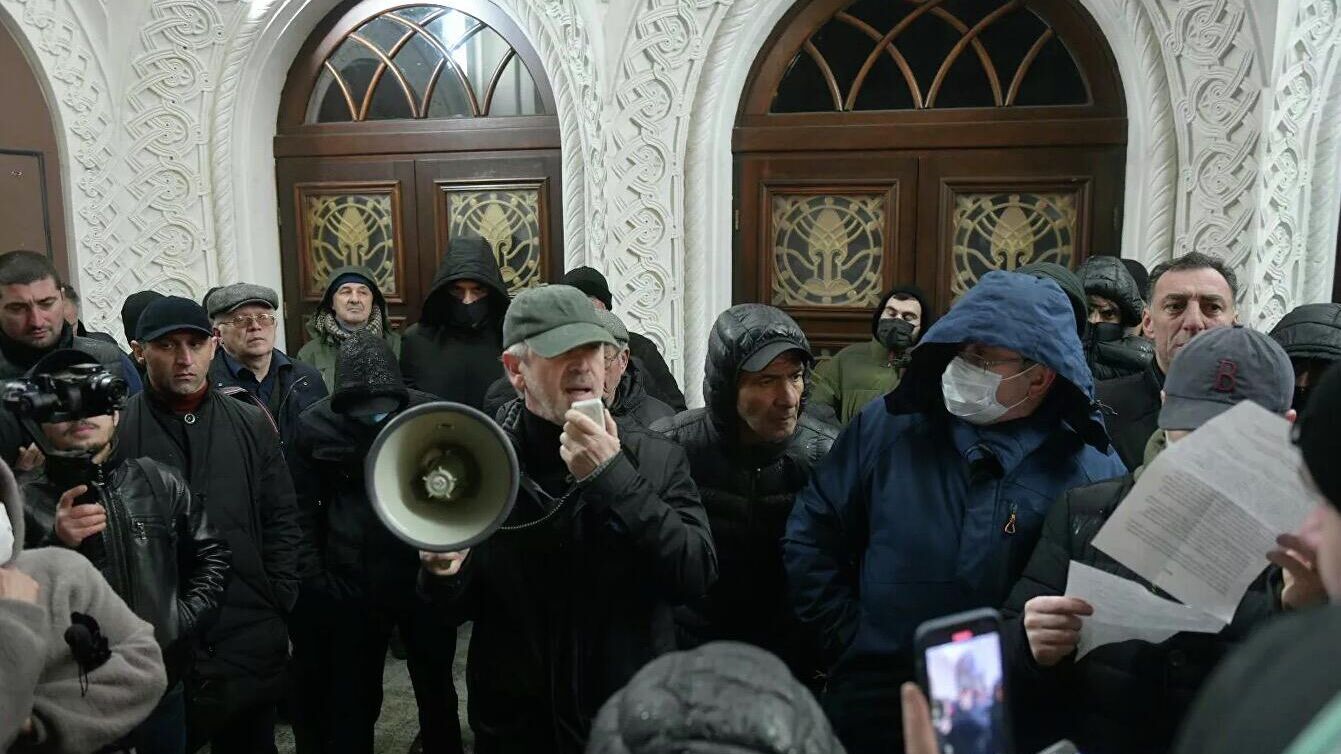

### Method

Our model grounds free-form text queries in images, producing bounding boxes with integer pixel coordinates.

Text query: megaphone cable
[499,476,579,533]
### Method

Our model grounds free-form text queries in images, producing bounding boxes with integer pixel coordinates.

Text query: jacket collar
[948,404,1060,478]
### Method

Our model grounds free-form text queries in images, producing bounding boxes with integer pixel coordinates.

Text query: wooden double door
[275,150,561,348]
[736,145,1124,354]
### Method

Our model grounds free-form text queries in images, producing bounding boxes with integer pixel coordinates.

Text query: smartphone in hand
[914,608,1014,754]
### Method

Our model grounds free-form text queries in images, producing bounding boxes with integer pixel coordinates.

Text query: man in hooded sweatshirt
[289,333,462,754]
[400,238,510,409]
[653,305,836,688]
[296,267,402,391]
[784,270,1126,754]
[0,457,167,753]
[810,285,933,425]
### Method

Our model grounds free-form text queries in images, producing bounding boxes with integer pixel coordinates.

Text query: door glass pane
[301,190,400,300]
[445,187,544,293]
[950,190,1077,299]
[770,193,885,307]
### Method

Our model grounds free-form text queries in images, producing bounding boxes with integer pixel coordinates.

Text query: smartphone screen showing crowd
[915,609,1013,754]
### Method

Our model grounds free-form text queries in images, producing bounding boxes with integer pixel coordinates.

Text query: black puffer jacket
[1270,302,1341,372]
[1079,256,1145,326]
[1002,472,1281,754]
[400,239,509,409]
[23,457,231,685]
[651,305,835,684]
[609,362,675,429]
[587,641,845,754]
[422,398,717,754]
[1086,329,1155,381]
[1095,359,1163,470]
[116,389,308,699]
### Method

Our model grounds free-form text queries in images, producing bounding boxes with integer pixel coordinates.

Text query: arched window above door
[306,4,548,122]
[772,0,1090,112]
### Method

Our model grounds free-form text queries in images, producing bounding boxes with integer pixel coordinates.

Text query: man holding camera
[117,296,308,754]
[17,348,231,753]
[420,284,717,754]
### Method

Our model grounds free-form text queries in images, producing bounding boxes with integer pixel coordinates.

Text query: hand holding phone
[915,608,1014,754]
[561,398,619,480]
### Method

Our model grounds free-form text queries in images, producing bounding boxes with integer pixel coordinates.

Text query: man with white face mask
[784,270,1125,754]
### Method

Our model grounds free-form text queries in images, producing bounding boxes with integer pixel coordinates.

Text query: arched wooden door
[735,0,1127,353]
[276,0,561,346]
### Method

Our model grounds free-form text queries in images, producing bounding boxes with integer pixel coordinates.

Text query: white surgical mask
[0,512,13,564]
[942,356,1037,425]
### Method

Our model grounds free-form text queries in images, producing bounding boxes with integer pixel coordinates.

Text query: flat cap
[205,283,278,320]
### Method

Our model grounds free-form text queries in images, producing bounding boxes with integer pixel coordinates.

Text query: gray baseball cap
[1159,326,1295,431]
[503,285,615,358]
[205,283,279,319]
[594,309,629,348]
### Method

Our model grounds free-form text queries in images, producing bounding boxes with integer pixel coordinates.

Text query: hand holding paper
[1064,562,1225,659]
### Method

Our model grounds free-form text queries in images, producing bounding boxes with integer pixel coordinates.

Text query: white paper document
[1065,562,1225,659]
[1092,402,1319,623]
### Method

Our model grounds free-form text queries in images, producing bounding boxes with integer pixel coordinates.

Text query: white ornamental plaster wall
[1255,0,1341,327]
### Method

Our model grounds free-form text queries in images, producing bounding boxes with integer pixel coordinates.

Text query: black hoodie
[399,239,510,409]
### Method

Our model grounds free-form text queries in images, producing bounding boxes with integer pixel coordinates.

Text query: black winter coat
[23,457,231,686]
[1086,331,1155,381]
[626,331,686,412]
[651,304,834,684]
[1095,359,1163,470]
[116,390,308,697]
[421,399,717,754]
[208,350,326,467]
[289,389,438,602]
[400,239,509,409]
[1002,473,1281,754]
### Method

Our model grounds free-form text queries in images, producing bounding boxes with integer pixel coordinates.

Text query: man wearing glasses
[783,270,1126,754]
[205,283,326,464]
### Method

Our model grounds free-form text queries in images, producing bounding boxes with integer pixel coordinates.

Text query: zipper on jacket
[96,466,135,603]
[1003,503,1018,535]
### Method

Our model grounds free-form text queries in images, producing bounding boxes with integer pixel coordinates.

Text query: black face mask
[1089,322,1126,343]
[448,297,490,329]
[876,318,916,352]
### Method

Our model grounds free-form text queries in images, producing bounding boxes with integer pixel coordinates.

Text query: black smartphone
[914,608,1014,754]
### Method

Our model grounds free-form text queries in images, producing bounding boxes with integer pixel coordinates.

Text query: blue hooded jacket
[783,271,1125,679]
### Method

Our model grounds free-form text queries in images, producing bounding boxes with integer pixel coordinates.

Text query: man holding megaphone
[420,284,718,754]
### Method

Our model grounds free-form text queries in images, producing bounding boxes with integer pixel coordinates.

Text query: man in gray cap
[204,283,326,461]
[1003,325,1300,754]
[420,283,716,754]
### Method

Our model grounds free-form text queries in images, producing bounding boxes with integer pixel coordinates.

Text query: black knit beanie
[560,266,613,311]
[1297,362,1341,512]
[121,290,166,343]
[332,332,408,417]
[1018,262,1088,336]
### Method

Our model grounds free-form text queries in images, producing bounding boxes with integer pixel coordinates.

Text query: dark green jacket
[810,340,904,425]
[294,264,402,390]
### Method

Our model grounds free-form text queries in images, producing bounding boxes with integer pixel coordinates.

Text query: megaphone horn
[365,402,520,553]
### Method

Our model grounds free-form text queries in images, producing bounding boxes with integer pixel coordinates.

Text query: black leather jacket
[23,457,232,684]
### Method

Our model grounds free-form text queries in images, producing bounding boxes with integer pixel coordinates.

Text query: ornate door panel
[276,157,420,347]
[414,152,562,296]
[917,147,1124,311]
[737,155,918,355]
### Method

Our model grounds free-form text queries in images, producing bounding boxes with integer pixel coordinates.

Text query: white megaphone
[365,402,519,552]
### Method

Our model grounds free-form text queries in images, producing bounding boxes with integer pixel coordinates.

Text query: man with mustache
[205,283,326,465]
[296,267,402,391]
[1096,252,1237,469]
[420,284,717,754]
[117,296,308,754]
[19,348,230,754]
[652,304,836,689]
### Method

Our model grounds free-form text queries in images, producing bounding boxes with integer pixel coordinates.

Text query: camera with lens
[1,364,128,424]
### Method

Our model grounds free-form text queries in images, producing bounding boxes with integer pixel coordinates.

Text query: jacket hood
[2,458,22,564]
[889,270,1109,449]
[703,305,814,434]
[318,265,390,329]
[587,641,844,754]
[420,238,510,327]
[1079,256,1145,327]
[1269,303,1341,362]
[871,284,936,342]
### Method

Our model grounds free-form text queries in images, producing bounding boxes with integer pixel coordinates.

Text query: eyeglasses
[220,313,278,329]
[958,352,1025,371]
